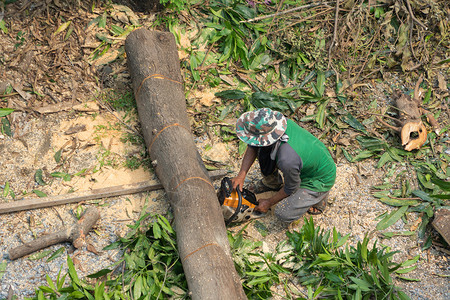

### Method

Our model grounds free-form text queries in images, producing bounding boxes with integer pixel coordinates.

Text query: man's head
[236,108,287,147]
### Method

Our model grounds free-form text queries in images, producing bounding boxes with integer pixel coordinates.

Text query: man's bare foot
[307,207,322,214]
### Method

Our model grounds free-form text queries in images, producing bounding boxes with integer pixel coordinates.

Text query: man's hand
[232,146,257,192]
[254,188,289,213]
[231,176,245,192]
[254,198,272,213]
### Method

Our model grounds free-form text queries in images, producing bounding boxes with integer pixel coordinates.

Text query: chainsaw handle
[225,184,243,226]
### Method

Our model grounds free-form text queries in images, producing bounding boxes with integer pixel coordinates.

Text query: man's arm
[231,146,258,191]
[254,188,289,213]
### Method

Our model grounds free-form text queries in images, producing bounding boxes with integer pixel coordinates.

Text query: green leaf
[34,169,47,186]
[28,250,52,260]
[39,286,55,293]
[250,91,291,112]
[1,118,12,136]
[87,268,112,278]
[94,281,105,300]
[47,247,65,262]
[215,89,246,100]
[2,181,9,198]
[253,220,268,237]
[317,260,341,267]
[54,149,62,163]
[32,189,47,197]
[54,21,71,35]
[316,71,325,96]
[67,256,81,285]
[110,24,125,36]
[381,231,415,238]
[400,255,419,267]
[431,177,450,191]
[51,171,72,182]
[103,241,120,250]
[378,197,420,207]
[219,104,234,120]
[246,276,271,286]
[45,274,57,291]
[412,190,437,204]
[318,253,332,261]
[279,61,290,86]
[0,260,7,281]
[397,276,420,282]
[238,140,247,156]
[133,275,143,299]
[395,265,417,274]
[99,12,107,28]
[344,113,367,134]
[315,100,329,129]
[157,215,174,234]
[153,222,162,239]
[351,150,376,162]
[336,233,350,248]
[421,234,432,250]
[0,20,8,34]
[350,276,372,292]
[69,291,85,298]
[376,206,408,230]
[377,152,392,168]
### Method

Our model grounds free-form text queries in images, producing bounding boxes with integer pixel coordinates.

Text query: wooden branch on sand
[0,170,228,215]
[9,207,100,260]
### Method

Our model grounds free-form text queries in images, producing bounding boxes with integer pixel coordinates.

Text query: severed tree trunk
[125,29,246,300]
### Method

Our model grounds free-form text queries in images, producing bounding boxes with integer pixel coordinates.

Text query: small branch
[404,0,427,30]
[9,207,100,260]
[272,7,334,34]
[413,75,423,103]
[328,0,340,69]
[349,27,380,88]
[376,116,401,132]
[241,2,328,23]
[367,112,401,123]
[421,108,440,133]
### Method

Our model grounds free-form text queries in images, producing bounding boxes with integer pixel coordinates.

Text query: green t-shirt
[282,119,336,192]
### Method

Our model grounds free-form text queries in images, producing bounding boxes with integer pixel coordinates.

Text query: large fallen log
[125,29,246,300]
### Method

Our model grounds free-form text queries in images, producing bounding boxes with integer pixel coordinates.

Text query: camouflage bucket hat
[236,108,287,147]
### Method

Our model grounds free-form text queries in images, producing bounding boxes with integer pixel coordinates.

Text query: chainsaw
[217,177,264,225]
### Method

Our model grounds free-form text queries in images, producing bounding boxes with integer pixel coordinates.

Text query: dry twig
[328,0,340,69]
[241,2,329,23]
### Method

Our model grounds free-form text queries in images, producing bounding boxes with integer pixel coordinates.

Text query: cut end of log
[401,121,427,151]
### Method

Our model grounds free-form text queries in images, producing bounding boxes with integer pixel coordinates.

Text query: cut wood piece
[125,29,246,299]
[0,169,228,215]
[432,208,450,246]
[9,207,100,260]
[394,90,428,151]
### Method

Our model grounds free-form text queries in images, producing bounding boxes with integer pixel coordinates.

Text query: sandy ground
[0,110,448,299]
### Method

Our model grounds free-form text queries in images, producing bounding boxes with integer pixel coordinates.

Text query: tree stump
[125,29,246,300]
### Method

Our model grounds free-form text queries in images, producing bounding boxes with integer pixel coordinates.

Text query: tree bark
[125,29,246,300]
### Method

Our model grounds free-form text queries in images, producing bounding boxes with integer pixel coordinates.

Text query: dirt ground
[0,1,448,299]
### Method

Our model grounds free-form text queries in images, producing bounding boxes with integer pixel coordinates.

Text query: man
[231,108,336,223]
